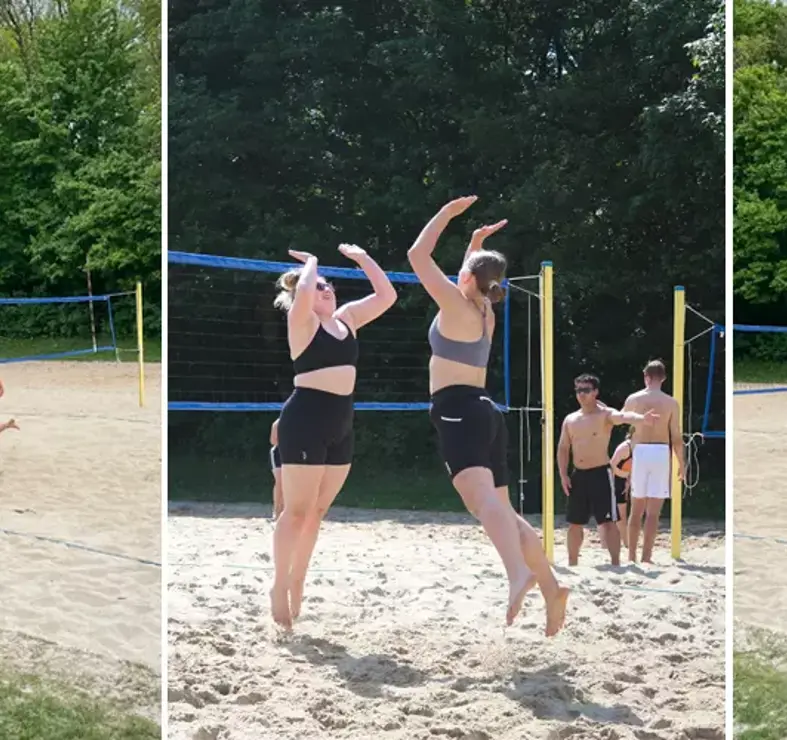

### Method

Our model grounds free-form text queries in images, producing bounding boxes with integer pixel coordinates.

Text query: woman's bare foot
[506,571,535,626]
[270,584,292,629]
[289,578,305,619]
[545,586,570,637]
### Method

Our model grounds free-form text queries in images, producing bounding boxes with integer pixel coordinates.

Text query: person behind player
[408,195,569,635]
[0,381,16,436]
[270,244,397,628]
[609,429,634,549]
[557,375,657,566]
[269,418,283,520]
[623,359,685,563]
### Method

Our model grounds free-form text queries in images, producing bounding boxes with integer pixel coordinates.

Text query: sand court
[734,389,787,636]
[168,504,724,740]
[0,361,161,677]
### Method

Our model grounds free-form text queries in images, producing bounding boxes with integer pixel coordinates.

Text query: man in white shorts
[623,359,685,563]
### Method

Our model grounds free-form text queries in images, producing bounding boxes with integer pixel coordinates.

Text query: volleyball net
[732,324,787,396]
[168,250,557,552]
[170,251,728,561]
[0,283,147,406]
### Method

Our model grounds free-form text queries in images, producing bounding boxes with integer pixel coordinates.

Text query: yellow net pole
[671,286,685,559]
[541,261,555,562]
[136,281,145,408]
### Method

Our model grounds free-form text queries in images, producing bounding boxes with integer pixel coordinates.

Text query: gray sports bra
[428,304,491,368]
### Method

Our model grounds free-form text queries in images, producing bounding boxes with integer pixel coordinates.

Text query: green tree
[0,0,160,338]
[168,0,725,513]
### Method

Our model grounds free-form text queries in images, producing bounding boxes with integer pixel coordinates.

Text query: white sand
[0,361,161,718]
[168,504,724,740]
[734,391,787,637]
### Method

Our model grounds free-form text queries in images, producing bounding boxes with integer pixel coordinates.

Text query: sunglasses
[575,386,595,394]
[316,282,334,293]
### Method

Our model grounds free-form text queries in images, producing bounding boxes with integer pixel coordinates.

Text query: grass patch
[734,631,787,739]
[0,670,159,740]
[734,359,787,385]
[169,455,468,511]
[169,453,724,518]
[1,336,161,363]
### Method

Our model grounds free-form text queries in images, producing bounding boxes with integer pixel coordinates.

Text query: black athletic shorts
[277,387,354,466]
[429,385,508,487]
[614,475,628,506]
[566,465,618,526]
[270,445,281,470]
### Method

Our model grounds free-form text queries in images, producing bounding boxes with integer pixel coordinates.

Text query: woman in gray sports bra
[408,196,569,637]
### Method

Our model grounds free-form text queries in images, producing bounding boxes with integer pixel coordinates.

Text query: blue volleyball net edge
[168,250,521,413]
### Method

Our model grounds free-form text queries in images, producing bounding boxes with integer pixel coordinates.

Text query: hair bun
[279,271,299,291]
[273,269,302,311]
[487,281,505,304]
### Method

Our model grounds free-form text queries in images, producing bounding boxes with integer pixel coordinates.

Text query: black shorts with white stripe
[270,445,281,470]
[566,465,617,526]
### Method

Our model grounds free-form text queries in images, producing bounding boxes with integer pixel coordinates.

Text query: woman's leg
[271,464,325,627]
[453,467,532,625]
[617,503,628,548]
[288,463,351,618]
[272,469,284,520]
[494,487,569,636]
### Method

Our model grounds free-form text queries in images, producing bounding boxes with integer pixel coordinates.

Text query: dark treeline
[0,0,161,339]
[169,0,725,513]
[733,0,787,367]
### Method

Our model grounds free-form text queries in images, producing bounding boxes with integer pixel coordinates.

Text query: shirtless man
[623,359,685,563]
[557,374,657,566]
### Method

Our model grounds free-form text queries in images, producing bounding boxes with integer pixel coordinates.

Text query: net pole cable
[507,261,553,563]
[673,291,725,559]
[542,263,555,563]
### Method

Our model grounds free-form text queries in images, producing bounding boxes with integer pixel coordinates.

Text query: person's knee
[311,503,330,521]
[282,498,313,521]
[470,490,503,520]
[454,470,493,517]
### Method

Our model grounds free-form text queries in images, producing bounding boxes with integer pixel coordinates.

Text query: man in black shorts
[557,374,657,566]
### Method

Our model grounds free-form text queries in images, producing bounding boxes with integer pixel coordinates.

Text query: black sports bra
[292,319,359,375]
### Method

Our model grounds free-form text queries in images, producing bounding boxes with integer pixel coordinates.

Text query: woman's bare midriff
[429,355,487,395]
[294,365,356,396]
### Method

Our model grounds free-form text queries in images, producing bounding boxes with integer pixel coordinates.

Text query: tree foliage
[734,0,787,330]
[169,0,725,509]
[0,0,160,336]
